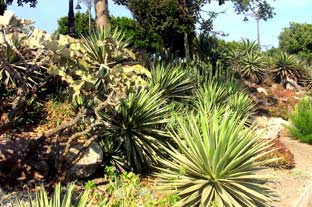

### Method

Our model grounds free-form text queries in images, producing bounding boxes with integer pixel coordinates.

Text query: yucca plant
[272,52,302,83]
[100,87,170,172]
[227,92,255,118]
[195,80,253,119]
[149,62,195,99]
[17,183,93,207]
[80,27,130,65]
[155,109,274,207]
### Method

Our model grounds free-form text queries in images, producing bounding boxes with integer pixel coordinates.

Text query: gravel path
[263,129,312,207]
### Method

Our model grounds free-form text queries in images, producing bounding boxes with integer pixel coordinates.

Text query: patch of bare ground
[263,128,312,207]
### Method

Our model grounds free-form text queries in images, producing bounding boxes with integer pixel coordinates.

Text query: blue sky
[8,0,312,48]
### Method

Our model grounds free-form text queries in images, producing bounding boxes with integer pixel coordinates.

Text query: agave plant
[240,52,266,83]
[100,87,170,172]
[301,64,312,88]
[17,183,93,207]
[224,39,265,83]
[149,62,195,99]
[155,110,274,207]
[240,38,260,54]
[192,33,224,62]
[0,35,47,90]
[272,52,302,83]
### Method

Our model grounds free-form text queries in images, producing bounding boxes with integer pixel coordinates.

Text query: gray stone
[67,141,103,179]
[254,116,289,140]
[285,78,302,92]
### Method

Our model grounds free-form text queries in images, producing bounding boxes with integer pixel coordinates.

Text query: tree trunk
[184,32,190,61]
[94,0,109,28]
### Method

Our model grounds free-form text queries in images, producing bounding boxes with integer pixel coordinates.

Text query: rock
[285,78,302,92]
[257,87,268,96]
[67,141,103,179]
[254,116,289,140]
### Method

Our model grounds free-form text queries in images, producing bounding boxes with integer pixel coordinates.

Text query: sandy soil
[263,129,312,207]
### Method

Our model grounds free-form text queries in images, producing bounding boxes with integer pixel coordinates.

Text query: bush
[155,109,273,207]
[286,97,312,143]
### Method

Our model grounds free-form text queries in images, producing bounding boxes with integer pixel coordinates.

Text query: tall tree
[0,0,6,15]
[279,22,312,63]
[94,0,109,27]
[112,0,274,58]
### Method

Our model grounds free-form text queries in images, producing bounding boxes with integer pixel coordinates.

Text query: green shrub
[286,97,312,143]
[105,171,156,206]
[155,109,274,207]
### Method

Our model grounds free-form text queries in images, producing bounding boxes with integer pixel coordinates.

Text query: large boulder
[67,141,103,179]
[254,116,289,140]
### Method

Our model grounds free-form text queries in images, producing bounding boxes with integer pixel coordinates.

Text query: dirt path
[266,129,312,207]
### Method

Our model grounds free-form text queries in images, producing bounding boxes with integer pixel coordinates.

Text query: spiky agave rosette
[155,109,275,207]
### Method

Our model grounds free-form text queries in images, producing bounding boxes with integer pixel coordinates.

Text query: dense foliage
[110,16,162,52]
[286,97,312,143]
[127,0,195,57]
[279,22,312,64]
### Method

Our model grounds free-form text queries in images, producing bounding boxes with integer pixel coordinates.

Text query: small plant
[259,139,295,169]
[17,183,93,207]
[44,100,75,127]
[155,109,274,207]
[286,96,312,143]
[105,172,156,207]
